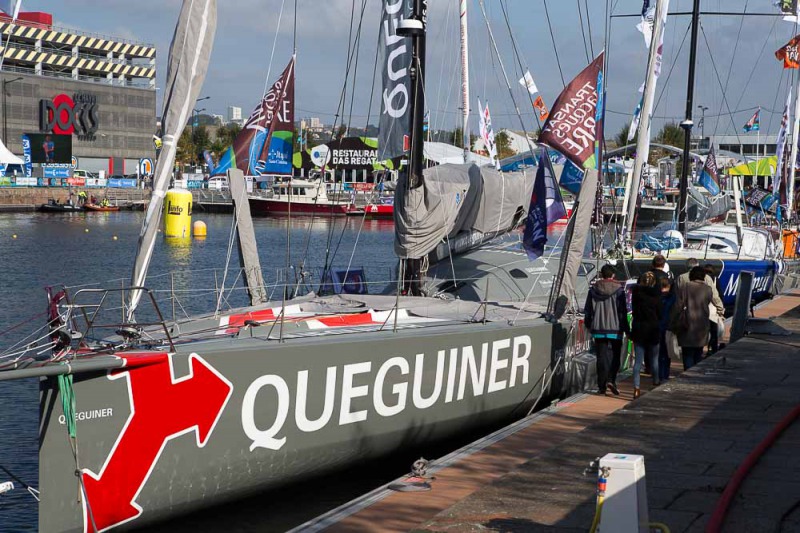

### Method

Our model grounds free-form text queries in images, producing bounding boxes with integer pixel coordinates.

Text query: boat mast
[622,0,668,243]
[678,0,701,236]
[460,0,470,161]
[398,0,428,295]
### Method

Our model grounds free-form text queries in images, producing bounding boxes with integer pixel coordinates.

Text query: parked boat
[347,195,394,219]
[83,203,120,212]
[39,200,82,213]
[249,178,354,216]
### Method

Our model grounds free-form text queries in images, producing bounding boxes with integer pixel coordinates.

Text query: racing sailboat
[0,2,602,532]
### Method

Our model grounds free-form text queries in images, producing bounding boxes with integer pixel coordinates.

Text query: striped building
[0,11,157,174]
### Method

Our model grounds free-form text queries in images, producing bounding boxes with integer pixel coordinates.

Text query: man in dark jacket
[584,265,629,395]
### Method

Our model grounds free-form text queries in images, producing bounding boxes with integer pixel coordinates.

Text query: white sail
[128,0,217,319]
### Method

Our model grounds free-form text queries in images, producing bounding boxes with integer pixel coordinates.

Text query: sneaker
[608,383,620,396]
[633,388,641,399]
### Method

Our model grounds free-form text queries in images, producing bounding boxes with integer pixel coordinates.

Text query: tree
[494,130,515,160]
[614,124,636,148]
[656,122,683,148]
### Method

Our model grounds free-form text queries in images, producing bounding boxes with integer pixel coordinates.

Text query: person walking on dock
[672,266,713,370]
[630,271,662,399]
[677,258,724,356]
[584,265,629,396]
[649,254,674,380]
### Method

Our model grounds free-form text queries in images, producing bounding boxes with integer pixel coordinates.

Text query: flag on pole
[636,0,656,48]
[0,0,21,20]
[533,95,549,121]
[628,95,643,142]
[540,145,567,225]
[478,98,499,169]
[539,53,604,169]
[773,88,792,203]
[522,152,549,261]
[776,35,800,70]
[519,70,538,95]
[699,145,721,196]
[743,108,760,132]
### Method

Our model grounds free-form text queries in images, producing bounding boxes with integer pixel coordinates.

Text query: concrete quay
[309,292,800,533]
[0,187,233,212]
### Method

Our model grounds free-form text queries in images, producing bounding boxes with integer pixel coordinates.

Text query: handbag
[670,285,690,335]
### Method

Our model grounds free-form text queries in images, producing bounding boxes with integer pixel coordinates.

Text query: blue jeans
[634,343,660,388]
[682,347,703,370]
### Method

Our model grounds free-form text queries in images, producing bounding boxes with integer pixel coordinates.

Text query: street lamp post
[2,76,24,144]
[192,96,210,170]
[697,105,709,144]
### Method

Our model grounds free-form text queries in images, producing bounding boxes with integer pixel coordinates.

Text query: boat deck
[302,291,800,533]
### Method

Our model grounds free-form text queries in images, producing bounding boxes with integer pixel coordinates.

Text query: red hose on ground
[706,403,800,532]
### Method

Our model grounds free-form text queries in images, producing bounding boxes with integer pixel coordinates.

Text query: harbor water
[0,211,398,531]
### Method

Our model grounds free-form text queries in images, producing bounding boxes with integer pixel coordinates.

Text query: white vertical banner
[478,98,499,169]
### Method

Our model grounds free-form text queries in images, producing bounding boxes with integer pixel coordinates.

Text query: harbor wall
[0,187,150,211]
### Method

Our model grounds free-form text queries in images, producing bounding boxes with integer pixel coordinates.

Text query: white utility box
[597,453,649,533]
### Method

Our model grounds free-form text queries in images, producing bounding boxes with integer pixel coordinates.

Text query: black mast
[679,0,701,235]
[398,0,427,295]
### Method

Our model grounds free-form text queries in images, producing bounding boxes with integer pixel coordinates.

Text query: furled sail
[128,0,217,319]
[394,163,533,262]
[378,0,412,161]
[212,57,295,177]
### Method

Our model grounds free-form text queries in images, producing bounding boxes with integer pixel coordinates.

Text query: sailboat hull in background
[248,196,352,216]
[38,318,584,532]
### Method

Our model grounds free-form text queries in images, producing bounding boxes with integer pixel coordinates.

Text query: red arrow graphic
[81,352,233,532]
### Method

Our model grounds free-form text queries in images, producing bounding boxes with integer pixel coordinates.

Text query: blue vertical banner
[523,155,549,261]
[21,134,32,177]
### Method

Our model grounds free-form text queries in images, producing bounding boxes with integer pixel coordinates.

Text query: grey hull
[38,317,581,532]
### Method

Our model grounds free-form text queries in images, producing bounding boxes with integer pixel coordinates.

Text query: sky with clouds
[22,0,800,140]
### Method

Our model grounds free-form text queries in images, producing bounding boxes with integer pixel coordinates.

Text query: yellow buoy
[113,235,118,241]
[12,234,17,239]
[193,220,207,239]
[163,189,193,239]
[85,228,89,233]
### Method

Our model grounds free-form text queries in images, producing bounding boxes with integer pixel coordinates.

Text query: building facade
[0,11,157,175]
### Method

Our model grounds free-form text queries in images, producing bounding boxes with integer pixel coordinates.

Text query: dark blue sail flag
[523,153,550,260]
[540,146,567,224]
[699,145,721,196]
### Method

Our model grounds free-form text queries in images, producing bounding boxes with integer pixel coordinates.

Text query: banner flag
[743,108,760,132]
[699,145,721,196]
[378,0,412,160]
[478,98,499,169]
[522,152,549,260]
[776,35,800,70]
[519,70,538,95]
[637,0,655,48]
[776,0,798,16]
[21,134,31,177]
[213,57,295,177]
[540,145,567,225]
[774,89,792,203]
[539,52,604,170]
[533,95,549,121]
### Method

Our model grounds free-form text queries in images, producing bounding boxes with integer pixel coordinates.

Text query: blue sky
[22,0,799,140]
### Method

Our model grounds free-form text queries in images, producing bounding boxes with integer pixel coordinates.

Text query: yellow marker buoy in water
[12,234,17,239]
[193,220,207,239]
[164,189,193,239]
[113,235,118,241]
[85,228,89,233]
